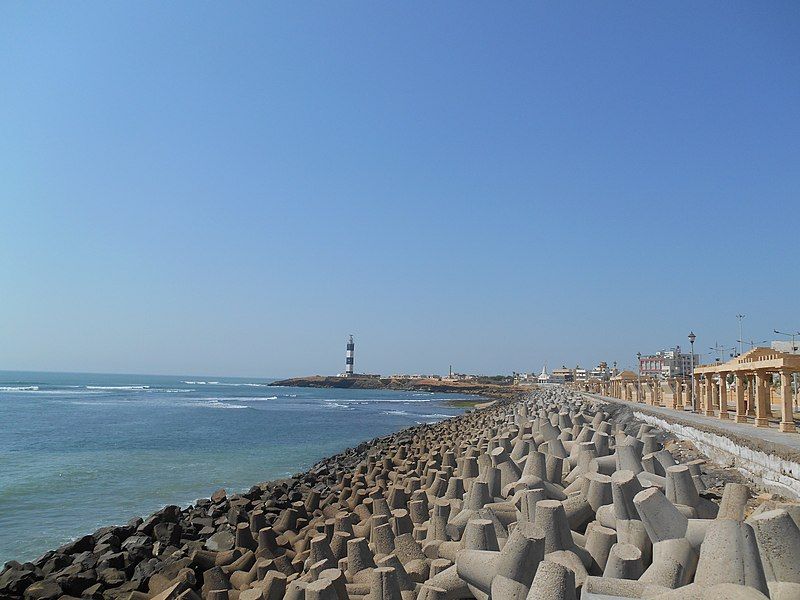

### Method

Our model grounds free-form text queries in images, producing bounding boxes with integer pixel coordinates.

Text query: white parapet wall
[633,411,800,500]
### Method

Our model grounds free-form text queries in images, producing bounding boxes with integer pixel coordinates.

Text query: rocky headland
[269,376,525,403]
[3,388,800,600]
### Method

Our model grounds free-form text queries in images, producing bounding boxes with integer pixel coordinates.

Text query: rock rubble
[3,388,800,600]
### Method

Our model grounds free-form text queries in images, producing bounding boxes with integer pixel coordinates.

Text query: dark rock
[70,552,96,571]
[57,536,94,556]
[120,536,152,562]
[41,555,71,577]
[0,565,37,596]
[210,489,227,504]
[153,523,182,546]
[58,570,96,596]
[101,580,143,600]
[136,516,159,537]
[225,506,245,526]
[131,558,160,583]
[23,579,62,600]
[201,567,229,598]
[94,534,120,550]
[98,568,126,588]
[204,531,234,552]
[82,581,104,599]
[51,563,80,582]
[158,506,181,523]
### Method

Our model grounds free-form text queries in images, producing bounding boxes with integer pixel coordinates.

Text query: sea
[0,371,474,564]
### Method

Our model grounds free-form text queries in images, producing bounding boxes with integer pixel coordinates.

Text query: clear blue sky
[1,3,798,377]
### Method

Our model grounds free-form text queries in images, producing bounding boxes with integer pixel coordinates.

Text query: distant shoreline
[269,374,530,406]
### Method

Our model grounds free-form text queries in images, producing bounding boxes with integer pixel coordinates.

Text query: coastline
[6,387,795,600]
[269,375,528,406]
[0,396,518,599]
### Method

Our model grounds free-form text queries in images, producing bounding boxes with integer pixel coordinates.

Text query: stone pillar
[704,373,715,416]
[675,378,683,410]
[718,372,729,420]
[754,370,770,428]
[779,369,796,433]
[735,373,747,423]
[746,375,755,416]
[692,373,701,412]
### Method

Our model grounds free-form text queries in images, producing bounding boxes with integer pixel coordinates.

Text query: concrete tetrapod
[525,561,576,600]
[693,519,769,595]
[747,508,800,583]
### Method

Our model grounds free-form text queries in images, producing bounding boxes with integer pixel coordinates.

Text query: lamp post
[688,331,696,412]
[736,314,746,356]
[637,352,642,401]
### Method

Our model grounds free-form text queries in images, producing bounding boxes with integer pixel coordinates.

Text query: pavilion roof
[611,370,638,381]
[694,346,800,374]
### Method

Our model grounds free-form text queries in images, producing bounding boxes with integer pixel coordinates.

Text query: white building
[589,361,613,381]
[537,365,551,384]
[574,365,588,382]
[639,347,700,379]
[772,341,800,355]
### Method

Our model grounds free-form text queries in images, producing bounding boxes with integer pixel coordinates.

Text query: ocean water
[0,371,473,564]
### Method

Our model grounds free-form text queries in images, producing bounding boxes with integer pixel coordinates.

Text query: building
[574,365,588,382]
[589,361,613,381]
[639,346,700,379]
[537,365,551,384]
[772,340,800,355]
[551,366,574,384]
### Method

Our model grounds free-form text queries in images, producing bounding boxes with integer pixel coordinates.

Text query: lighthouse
[345,335,354,377]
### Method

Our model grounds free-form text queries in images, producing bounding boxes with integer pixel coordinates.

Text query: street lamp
[688,331,696,412]
[736,314,746,356]
[637,352,642,401]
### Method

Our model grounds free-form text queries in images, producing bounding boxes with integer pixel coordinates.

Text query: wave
[413,392,435,396]
[322,402,351,409]
[0,385,39,391]
[214,382,272,387]
[85,385,150,390]
[383,410,408,416]
[420,413,453,419]
[185,399,248,409]
[327,398,433,404]
[182,381,219,385]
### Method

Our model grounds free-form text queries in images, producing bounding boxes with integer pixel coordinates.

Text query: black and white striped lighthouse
[345,335,354,377]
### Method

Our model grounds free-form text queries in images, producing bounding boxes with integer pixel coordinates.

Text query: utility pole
[736,314,746,356]
[636,352,642,401]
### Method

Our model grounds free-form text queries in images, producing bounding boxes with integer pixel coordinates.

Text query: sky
[1,3,799,378]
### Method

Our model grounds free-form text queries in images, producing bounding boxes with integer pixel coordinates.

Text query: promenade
[585,392,800,500]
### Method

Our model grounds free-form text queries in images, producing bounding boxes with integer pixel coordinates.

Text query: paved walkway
[583,392,800,459]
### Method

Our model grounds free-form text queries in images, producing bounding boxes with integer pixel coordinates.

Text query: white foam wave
[187,399,249,409]
[85,385,150,390]
[328,398,433,404]
[323,402,350,409]
[213,382,272,387]
[0,385,39,391]
[384,410,408,416]
[420,413,453,419]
